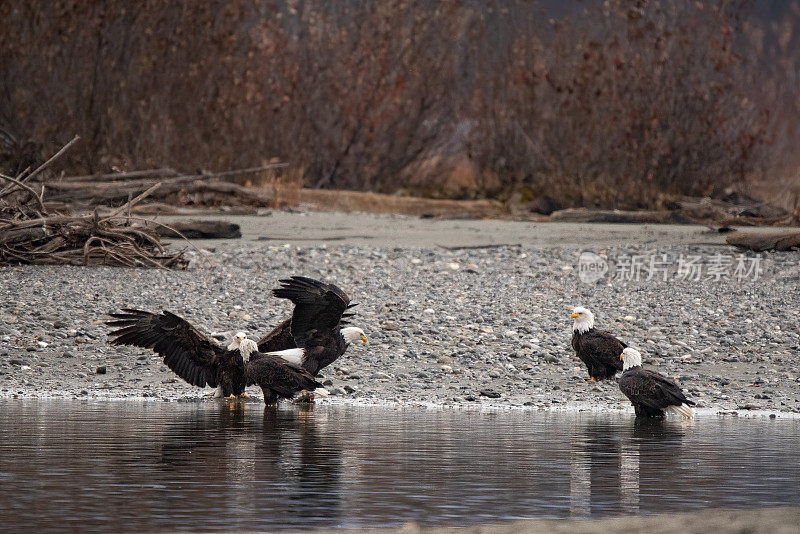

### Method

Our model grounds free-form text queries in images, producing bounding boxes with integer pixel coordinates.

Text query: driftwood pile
[0,206,188,268]
[0,137,187,269]
[45,163,286,211]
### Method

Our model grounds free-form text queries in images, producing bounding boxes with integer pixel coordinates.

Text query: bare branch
[101,183,162,220]
[23,135,80,183]
[0,172,47,214]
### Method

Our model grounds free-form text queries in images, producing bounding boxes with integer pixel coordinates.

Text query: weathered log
[144,219,242,239]
[125,202,261,216]
[675,195,789,224]
[60,162,286,183]
[0,226,48,245]
[549,208,690,224]
[726,230,800,252]
[43,179,274,208]
[297,188,506,219]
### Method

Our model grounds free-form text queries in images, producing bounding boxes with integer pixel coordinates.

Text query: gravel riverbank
[1,212,799,415]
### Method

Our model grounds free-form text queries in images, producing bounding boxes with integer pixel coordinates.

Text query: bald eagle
[570,306,625,382]
[106,312,329,404]
[106,309,247,398]
[257,276,367,375]
[231,336,328,405]
[618,348,695,418]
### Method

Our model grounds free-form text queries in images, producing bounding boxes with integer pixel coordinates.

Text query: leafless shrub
[469,0,800,209]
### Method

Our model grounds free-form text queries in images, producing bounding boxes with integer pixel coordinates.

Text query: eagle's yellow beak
[570,312,580,319]
[360,334,368,343]
[620,353,624,360]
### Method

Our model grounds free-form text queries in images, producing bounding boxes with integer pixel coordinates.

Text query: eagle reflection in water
[569,418,691,517]
[158,404,344,529]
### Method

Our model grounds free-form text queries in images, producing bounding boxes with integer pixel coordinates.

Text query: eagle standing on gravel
[256,276,367,376]
[618,347,695,418]
[570,306,626,382]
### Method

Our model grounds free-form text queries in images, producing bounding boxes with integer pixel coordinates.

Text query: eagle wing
[577,330,625,370]
[256,313,357,354]
[272,276,352,348]
[106,308,226,388]
[256,318,296,353]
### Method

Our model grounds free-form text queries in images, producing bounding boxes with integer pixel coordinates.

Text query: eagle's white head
[570,307,595,333]
[341,326,368,345]
[621,347,643,370]
[227,331,248,350]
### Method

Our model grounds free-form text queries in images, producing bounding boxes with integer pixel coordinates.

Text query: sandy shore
[159,211,793,248]
[1,211,799,415]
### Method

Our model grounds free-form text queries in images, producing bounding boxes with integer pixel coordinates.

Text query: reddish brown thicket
[469,1,800,208]
[274,2,460,191]
[0,1,798,209]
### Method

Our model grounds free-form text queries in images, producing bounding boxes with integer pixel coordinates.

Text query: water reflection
[254,408,345,525]
[569,418,692,517]
[0,401,797,532]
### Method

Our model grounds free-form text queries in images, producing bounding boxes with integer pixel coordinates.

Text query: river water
[0,400,797,531]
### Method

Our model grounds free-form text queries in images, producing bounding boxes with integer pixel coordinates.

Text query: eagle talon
[238,392,250,399]
[585,378,597,383]
[225,394,237,399]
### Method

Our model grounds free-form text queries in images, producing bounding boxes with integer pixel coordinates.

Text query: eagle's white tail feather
[313,387,330,398]
[265,348,305,366]
[213,386,224,398]
[667,404,695,419]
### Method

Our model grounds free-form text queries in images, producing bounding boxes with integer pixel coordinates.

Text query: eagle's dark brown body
[571,328,626,381]
[618,366,696,418]
[246,352,323,404]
